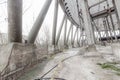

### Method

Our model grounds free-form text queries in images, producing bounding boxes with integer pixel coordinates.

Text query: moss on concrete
[97,62,120,76]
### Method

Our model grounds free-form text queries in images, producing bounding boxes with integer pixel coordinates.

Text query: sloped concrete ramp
[19,46,120,80]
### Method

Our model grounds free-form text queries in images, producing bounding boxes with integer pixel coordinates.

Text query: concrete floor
[19,45,120,80]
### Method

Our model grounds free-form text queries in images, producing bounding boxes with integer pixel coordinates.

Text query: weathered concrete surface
[8,0,22,42]
[111,43,120,60]
[0,43,14,72]
[18,46,120,80]
[0,43,48,80]
[85,45,97,52]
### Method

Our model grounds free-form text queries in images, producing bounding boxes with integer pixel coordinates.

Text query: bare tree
[41,25,51,53]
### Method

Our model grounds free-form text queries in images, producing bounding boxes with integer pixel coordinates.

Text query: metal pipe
[8,0,22,42]
[28,0,52,43]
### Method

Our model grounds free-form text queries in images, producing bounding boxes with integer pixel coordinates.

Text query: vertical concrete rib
[112,0,120,27]
[56,14,66,45]
[64,17,67,46]
[71,26,73,46]
[106,17,113,42]
[28,0,52,43]
[66,23,73,43]
[73,27,78,46]
[8,0,22,42]
[81,0,95,45]
[52,0,59,47]
[112,0,120,35]
[109,11,117,41]
[77,28,80,46]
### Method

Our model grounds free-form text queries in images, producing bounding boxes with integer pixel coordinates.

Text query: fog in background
[0,0,118,43]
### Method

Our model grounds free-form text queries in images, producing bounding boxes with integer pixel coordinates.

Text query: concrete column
[109,11,118,41]
[52,0,59,47]
[8,0,22,42]
[56,14,66,45]
[103,19,110,42]
[92,21,102,41]
[28,0,52,43]
[71,26,74,46]
[79,30,83,47]
[64,17,67,47]
[81,0,95,45]
[113,0,120,19]
[112,0,120,28]
[77,28,80,46]
[66,23,73,43]
[106,17,113,42]
[73,27,78,46]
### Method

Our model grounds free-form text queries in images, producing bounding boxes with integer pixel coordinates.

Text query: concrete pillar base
[51,45,60,54]
[0,43,48,79]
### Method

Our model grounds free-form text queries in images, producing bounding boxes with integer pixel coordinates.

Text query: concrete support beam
[92,21,102,41]
[112,0,120,19]
[8,0,22,43]
[106,17,113,42]
[79,30,83,46]
[81,0,95,45]
[56,14,66,45]
[52,0,59,47]
[28,0,52,43]
[77,28,80,46]
[109,11,118,41]
[103,18,110,42]
[89,0,107,9]
[71,26,74,46]
[66,23,73,44]
[64,17,67,47]
[92,7,115,20]
[112,0,120,28]
[73,27,78,47]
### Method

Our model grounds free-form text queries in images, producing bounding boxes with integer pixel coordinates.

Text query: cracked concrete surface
[19,45,120,80]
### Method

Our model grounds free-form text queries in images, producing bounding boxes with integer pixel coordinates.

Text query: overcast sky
[0,0,117,41]
[0,0,70,41]
[0,0,79,44]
